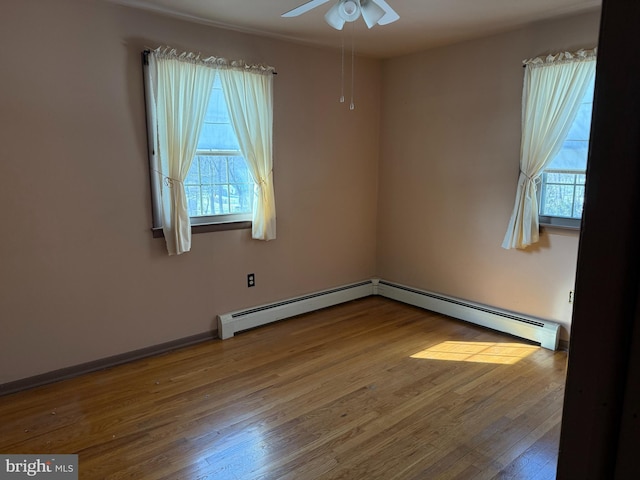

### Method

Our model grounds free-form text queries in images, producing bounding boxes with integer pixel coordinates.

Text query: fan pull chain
[338,23,355,110]
[340,34,345,103]
[350,22,355,110]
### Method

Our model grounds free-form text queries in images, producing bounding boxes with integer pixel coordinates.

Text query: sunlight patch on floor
[411,341,539,365]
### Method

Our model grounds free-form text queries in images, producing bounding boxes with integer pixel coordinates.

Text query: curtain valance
[523,47,597,68]
[149,46,276,75]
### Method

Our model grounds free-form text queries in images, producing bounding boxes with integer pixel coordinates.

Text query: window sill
[152,221,251,238]
[539,217,581,231]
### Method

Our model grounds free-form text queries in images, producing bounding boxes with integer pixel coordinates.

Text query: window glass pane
[541,75,594,222]
[565,104,593,140]
[198,123,240,151]
[548,140,590,172]
[186,185,202,217]
[558,173,576,184]
[185,158,201,185]
[541,172,584,219]
[223,157,254,214]
[197,77,240,151]
[545,173,575,184]
[229,183,253,213]
[211,185,230,215]
[541,184,575,218]
[198,156,227,184]
[545,172,561,184]
[187,77,254,221]
[186,156,253,217]
[228,157,251,183]
[214,156,229,184]
[545,76,594,173]
[198,156,212,185]
[203,81,231,124]
[199,185,215,216]
[564,85,594,143]
[573,185,585,218]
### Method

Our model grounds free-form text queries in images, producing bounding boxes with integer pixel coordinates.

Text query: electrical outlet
[247,273,255,288]
[569,290,574,303]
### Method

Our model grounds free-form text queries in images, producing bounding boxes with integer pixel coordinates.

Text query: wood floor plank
[0,297,567,479]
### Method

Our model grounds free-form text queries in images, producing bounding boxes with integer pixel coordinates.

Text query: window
[539,76,595,229]
[143,47,276,255]
[186,77,254,225]
[502,48,596,249]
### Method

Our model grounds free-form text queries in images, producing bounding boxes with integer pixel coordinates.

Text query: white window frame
[187,149,254,226]
[538,170,586,229]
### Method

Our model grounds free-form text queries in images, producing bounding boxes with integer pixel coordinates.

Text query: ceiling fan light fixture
[283,0,400,27]
[339,0,360,21]
[324,3,347,29]
[325,0,363,29]
[360,0,385,28]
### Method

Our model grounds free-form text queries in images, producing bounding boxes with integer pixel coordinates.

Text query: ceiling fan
[282,0,399,30]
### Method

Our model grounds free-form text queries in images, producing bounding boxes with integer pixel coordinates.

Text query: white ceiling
[107,0,601,58]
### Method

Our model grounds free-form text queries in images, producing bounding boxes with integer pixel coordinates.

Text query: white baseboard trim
[217,278,561,350]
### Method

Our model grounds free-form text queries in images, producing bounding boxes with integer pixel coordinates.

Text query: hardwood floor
[0,297,567,479]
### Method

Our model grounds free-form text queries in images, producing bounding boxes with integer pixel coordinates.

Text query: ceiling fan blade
[282,0,332,17]
[371,0,399,25]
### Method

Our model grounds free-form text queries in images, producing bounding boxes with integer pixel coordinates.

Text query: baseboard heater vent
[376,280,560,350]
[217,280,375,340]
[217,278,560,350]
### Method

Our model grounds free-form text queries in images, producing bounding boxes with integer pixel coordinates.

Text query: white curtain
[218,69,276,240]
[502,49,596,249]
[150,51,216,255]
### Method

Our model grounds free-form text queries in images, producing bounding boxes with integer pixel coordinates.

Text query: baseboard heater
[217,280,375,340]
[217,278,560,350]
[376,280,560,350]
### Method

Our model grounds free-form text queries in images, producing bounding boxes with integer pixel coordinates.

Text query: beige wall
[0,0,380,384]
[377,10,601,340]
